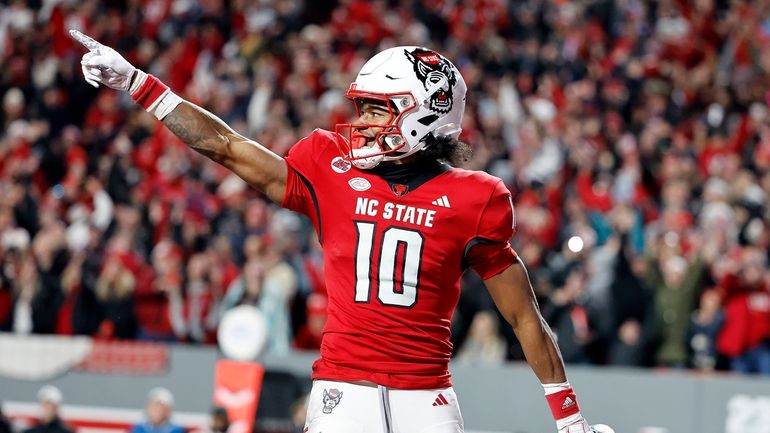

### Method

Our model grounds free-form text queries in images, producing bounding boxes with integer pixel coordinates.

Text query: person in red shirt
[293,293,328,351]
[716,247,770,374]
[71,31,613,433]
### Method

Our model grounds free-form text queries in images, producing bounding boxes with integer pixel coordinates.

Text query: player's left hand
[69,29,137,91]
[558,419,615,433]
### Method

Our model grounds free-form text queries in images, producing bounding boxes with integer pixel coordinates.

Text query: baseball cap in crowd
[147,387,174,407]
[37,385,63,405]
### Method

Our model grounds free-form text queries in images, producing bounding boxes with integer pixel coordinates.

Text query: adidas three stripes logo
[432,393,450,406]
[431,195,451,208]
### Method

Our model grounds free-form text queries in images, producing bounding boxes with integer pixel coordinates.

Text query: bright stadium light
[567,236,584,253]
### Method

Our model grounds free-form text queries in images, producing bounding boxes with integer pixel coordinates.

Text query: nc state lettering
[354,197,436,228]
[355,197,379,216]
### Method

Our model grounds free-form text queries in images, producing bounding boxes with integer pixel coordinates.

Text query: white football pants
[305,380,464,433]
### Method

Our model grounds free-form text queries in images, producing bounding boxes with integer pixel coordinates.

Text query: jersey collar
[371,159,451,195]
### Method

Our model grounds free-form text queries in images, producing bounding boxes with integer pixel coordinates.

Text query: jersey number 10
[354,221,424,308]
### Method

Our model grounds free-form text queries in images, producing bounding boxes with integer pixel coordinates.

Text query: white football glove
[69,29,137,91]
[559,420,615,433]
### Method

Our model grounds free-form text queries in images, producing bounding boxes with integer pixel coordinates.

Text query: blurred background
[1,0,769,432]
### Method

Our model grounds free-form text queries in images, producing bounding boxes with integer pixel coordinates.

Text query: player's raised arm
[484,258,613,433]
[69,30,287,203]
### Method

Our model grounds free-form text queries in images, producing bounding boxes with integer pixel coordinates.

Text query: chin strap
[433,123,462,138]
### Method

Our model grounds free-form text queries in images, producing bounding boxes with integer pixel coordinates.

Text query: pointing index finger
[68,29,103,52]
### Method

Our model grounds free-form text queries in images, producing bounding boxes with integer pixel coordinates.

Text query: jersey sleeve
[282,168,318,223]
[281,130,332,239]
[464,180,518,280]
[283,129,329,185]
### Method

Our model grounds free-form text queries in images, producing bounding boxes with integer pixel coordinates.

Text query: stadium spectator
[456,310,507,365]
[716,247,770,374]
[293,292,327,351]
[168,252,217,343]
[608,319,647,368]
[139,239,182,341]
[0,403,14,433]
[607,210,655,367]
[289,396,307,433]
[686,288,725,371]
[131,388,184,433]
[218,247,295,355]
[1,227,65,335]
[645,248,707,368]
[542,265,606,365]
[22,386,72,433]
[205,406,229,433]
[93,253,138,339]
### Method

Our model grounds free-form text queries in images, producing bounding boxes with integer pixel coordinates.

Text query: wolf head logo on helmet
[334,46,467,169]
[404,48,457,115]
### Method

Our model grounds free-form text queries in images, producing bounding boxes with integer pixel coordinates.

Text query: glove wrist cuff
[128,69,146,94]
[555,412,586,431]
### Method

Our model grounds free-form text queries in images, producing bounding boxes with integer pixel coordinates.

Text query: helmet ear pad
[335,46,466,167]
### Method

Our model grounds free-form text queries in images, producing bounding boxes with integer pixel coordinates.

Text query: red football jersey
[282,129,517,389]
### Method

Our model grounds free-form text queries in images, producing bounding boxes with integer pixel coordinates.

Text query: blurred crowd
[1,0,769,375]
[0,384,247,433]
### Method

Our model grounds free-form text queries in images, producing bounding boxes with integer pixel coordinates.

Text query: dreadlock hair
[420,134,472,167]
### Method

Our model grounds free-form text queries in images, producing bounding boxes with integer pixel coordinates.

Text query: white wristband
[543,381,571,395]
[151,90,184,120]
[555,412,585,431]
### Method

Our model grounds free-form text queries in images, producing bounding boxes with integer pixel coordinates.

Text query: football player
[71,30,613,433]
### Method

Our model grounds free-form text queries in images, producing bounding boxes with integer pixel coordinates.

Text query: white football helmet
[334,46,467,169]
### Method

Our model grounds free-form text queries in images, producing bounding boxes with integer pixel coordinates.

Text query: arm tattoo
[157,101,287,201]
[163,106,206,147]
[162,102,229,159]
[163,110,198,144]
